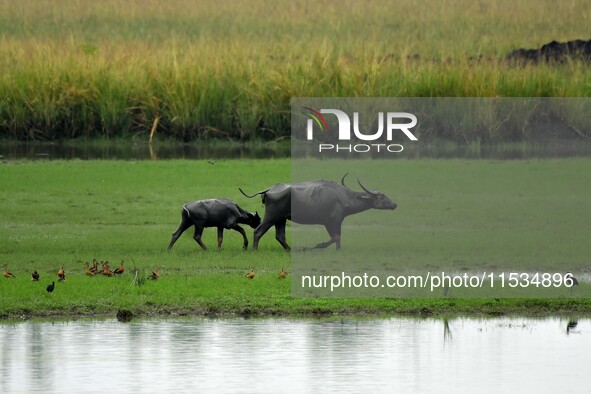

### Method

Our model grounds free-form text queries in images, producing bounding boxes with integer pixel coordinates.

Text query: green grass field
[1,158,590,318]
[1,0,591,140]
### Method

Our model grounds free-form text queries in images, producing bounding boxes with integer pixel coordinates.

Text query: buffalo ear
[255,211,260,219]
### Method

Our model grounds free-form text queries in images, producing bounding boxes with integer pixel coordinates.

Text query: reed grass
[1,0,591,141]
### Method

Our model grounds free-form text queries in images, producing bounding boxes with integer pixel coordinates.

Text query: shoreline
[3,298,591,321]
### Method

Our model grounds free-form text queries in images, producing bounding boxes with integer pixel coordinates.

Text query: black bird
[570,273,579,287]
[46,282,55,293]
[32,271,40,281]
[566,272,579,295]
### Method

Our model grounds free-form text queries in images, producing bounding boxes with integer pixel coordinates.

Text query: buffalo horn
[357,178,378,196]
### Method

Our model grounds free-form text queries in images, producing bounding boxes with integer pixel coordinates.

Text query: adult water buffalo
[239,174,396,251]
[168,199,260,251]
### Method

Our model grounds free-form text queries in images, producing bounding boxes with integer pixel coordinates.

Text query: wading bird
[245,269,255,279]
[114,260,125,275]
[278,267,287,279]
[567,272,579,286]
[46,282,55,293]
[3,265,15,278]
[567,272,579,296]
[147,268,160,281]
[32,271,40,281]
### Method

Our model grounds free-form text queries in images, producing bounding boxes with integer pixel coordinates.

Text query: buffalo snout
[386,200,397,210]
[374,195,397,210]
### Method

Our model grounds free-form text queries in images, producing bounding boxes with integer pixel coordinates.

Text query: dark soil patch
[507,38,591,63]
[116,309,134,322]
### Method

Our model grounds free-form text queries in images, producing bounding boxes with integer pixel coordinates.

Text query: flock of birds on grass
[245,267,287,280]
[3,262,288,292]
[2,261,162,293]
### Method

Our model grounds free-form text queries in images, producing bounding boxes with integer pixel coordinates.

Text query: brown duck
[85,262,95,276]
[114,260,125,275]
[57,265,66,282]
[3,265,15,279]
[147,268,161,280]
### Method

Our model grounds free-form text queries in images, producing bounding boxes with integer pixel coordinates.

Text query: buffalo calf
[168,198,260,251]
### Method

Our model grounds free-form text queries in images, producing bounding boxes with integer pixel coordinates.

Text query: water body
[0,317,589,393]
[0,141,290,161]
[1,140,590,160]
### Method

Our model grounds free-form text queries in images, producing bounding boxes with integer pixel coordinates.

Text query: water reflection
[0,317,589,393]
[566,318,579,334]
[0,141,290,161]
[1,140,591,160]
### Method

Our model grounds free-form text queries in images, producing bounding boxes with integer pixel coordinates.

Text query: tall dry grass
[0,0,590,141]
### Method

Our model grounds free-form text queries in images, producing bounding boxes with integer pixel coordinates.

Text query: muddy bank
[2,299,591,321]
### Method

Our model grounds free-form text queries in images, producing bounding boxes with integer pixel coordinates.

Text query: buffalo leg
[231,225,249,250]
[252,221,274,251]
[193,224,207,250]
[168,214,193,250]
[314,223,342,250]
[275,219,290,251]
[334,224,342,250]
[217,227,224,250]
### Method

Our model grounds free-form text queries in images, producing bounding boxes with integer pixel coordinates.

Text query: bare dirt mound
[507,39,591,63]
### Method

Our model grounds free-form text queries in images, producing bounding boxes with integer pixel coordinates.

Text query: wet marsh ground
[1,158,590,318]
